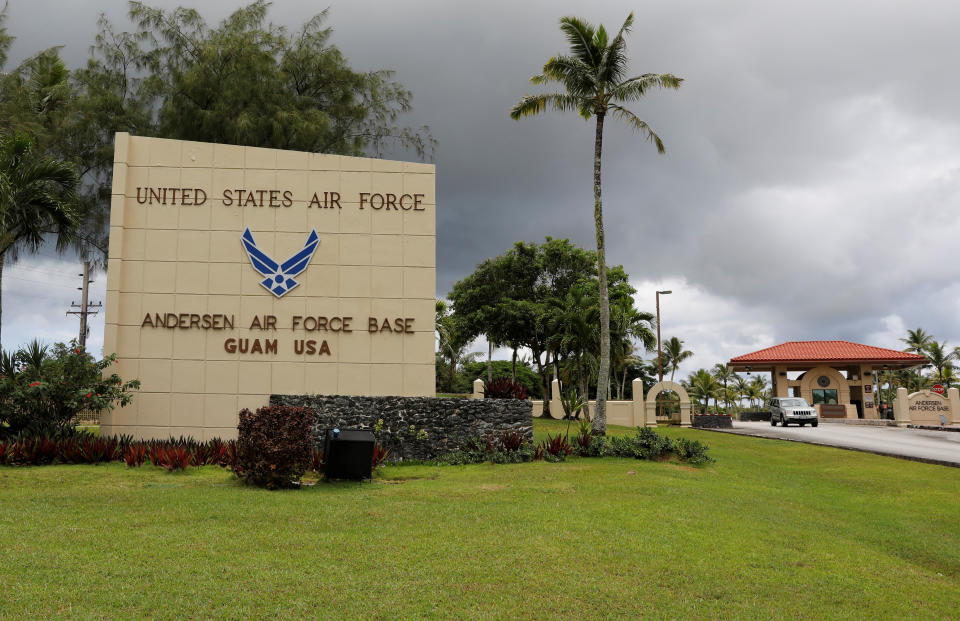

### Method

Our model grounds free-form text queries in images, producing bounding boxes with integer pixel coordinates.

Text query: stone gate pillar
[893,387,909,427]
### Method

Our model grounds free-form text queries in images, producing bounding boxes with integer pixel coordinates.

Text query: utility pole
[66,261,101,348]
[655,289,672,418]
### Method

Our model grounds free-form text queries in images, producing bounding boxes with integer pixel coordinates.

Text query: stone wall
[270,394,533,461]
[692,415,733,429]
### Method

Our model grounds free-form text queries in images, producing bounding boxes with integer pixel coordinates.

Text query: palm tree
[940,363,957,390]
[734,374,750,411]
[547,284,598,417]
[923,340,954,384]
[662,336,693,381]
[686,368,718,413]
[435,300,480,393]
[900,328,933,355]
[511,13,681,434]
[0,133,78,347]
[610,300,655,399]
[749,376,769,408]
[712,363,734,415]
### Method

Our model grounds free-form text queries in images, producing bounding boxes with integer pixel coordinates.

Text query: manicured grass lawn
[1,421,959,619]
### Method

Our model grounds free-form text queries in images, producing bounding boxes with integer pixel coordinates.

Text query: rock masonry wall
[270,394,533,461]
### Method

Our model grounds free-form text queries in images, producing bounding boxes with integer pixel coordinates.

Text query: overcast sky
[4,0,959,380]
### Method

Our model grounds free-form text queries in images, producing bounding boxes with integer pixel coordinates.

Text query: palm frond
[598,13,633,85]
[510,93,584,119]
[558,16,598,66]
[541,55,596,94]
[608,105,665,153]
[610,73,683,102]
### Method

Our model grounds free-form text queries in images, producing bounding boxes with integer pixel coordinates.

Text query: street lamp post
[656,290,672,419]
[656,290,672,384]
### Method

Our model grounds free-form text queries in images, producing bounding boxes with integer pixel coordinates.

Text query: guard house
[728,341,927,419]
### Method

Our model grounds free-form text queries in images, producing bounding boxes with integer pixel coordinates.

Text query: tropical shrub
[575,431,608,457]
[236,405,313,489]
[0,341,139,436]
[607,427,674,460]
[674,437,714,465]
[539,433,574,462]
[434,430,534,465]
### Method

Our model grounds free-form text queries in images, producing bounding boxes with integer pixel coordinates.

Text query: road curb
[698,427,960,469]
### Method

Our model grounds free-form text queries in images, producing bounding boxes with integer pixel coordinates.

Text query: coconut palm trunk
[594,112,611,434]
[0,251,4,349]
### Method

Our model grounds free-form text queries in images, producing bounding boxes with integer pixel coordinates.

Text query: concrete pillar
[774,366,789,397]
[894,387,910,427]
[679,389,692,427]
[472,379,484,399]
[549,378,564,420]
[949,387,960,425]
[632,378,649,427]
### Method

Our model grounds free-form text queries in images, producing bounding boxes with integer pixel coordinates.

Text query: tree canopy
[448,237,655,416]
[0,1,433,265]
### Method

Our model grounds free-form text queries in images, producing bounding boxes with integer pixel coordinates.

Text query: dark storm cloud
[4,0,959,372]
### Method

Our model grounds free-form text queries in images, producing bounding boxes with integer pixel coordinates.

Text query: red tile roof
[729,341,927,364]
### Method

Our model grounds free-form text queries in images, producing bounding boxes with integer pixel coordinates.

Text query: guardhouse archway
[644,381,692,427]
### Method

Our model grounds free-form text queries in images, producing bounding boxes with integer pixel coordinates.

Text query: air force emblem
[240,228,319,298]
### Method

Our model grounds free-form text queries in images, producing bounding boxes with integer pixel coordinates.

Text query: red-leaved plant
[123,443,148,467]
[157,446,190,471]
[483,377,528,400]
[371,443,390,470]
[236,405,313,489]
[540,433,574,461]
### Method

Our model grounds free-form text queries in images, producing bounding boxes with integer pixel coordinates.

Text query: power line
[4,275,81,290]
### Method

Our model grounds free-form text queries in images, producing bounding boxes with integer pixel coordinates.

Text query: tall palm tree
[0,133,78,347]
[511,13,681,434]
[662,336,692,381]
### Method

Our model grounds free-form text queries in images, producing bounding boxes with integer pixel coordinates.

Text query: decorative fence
[470,378,691,427]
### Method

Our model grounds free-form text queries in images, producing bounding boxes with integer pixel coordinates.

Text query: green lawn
[1,421,958,619]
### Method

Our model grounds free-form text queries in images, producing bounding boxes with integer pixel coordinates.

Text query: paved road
[710,421,960,467]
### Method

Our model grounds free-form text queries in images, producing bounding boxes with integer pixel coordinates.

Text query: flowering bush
[0,340,140,436]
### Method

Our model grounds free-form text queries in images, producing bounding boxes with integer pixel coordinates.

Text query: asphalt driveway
[710,421,960,467]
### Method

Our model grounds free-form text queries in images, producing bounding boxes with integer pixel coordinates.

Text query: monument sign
[102,134,436,440]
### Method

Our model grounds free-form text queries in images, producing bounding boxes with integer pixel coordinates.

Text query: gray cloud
[3,0,959,376]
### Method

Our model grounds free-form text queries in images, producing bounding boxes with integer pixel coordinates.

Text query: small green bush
[236,405,313,489]
[674,437,714,465]
[575,432,608,457]
[607,428,674,459]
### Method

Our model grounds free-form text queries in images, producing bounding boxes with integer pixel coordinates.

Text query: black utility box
[323,429,375,480]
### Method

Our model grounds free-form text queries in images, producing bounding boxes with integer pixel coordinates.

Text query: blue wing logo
[240,228,320,298]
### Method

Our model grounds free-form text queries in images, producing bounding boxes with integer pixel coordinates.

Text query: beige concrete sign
[102,134,436,440]
[894,387,959,427]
